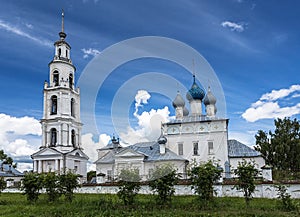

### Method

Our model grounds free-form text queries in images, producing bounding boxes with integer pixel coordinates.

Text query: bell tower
[32,11,88,181]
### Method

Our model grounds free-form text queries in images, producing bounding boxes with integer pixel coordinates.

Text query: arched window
[69,74,73,89]
[58,48,61,57]
[53,71,59,86]
[71,98,75,117]
[51,95,57,115]
[71,130,76,147]
[66,50,68,58]
[50,128,57,146]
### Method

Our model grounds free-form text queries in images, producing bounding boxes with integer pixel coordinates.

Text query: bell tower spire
[59,9,67,40]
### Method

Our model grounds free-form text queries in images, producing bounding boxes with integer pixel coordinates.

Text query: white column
[55,159,58,172]
[33,160,37,172]
[38,160,42,173]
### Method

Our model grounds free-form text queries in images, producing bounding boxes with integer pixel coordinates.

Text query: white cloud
[0,113,42,171]
[81,133,111,163]
[242,85,300,122]
[81,48,101,59]
[119,90,172,144]
[0,19,52,47]
[221,21,245,32]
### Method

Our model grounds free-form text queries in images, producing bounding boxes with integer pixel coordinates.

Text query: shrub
[20,172,43,202]
[275,184,298,211]
[233,160,259,206]
[0,177,6,194]
[149,164,179,204]
[117,168,141,205]
[58,170,81,202]
[189,160,222,202]
[42,172,61,202]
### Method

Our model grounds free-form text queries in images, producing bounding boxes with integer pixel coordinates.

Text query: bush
[58,170,81,202]
[20,172,43,202]
[42,172,61,202]
[0,177,6,194]
[276,184,298,211]
[117,168,141,205]
[189,160,222,202]
[149,164,179,204]
[234,160,259,206]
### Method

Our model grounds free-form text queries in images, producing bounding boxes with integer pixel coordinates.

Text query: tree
[58,170,81,202]
[189,160,222,201]
[42,172,61,202]
[87,170,96,183]
[255,118,300,171]
[0,150,17,168]
[20,172,43,202]
[117,168,141,205]
[0,177,6,194]
[234,160,259,206]
[149,164,179,204]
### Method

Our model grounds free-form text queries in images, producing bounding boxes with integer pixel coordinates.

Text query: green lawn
[0,193,299,217]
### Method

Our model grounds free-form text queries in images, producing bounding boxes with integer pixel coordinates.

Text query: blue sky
[1,0,300,171]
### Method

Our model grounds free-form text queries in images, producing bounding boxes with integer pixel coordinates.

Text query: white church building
[95,75,266,183]
[31,12,88,180]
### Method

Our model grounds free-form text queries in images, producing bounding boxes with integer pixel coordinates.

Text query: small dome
[204,87,217,105]
[183,107,189,116]
[172,92,185,108]
[186,76,205,101]
[158,135,167,144]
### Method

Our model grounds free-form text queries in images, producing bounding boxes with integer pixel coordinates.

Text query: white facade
[31,12,88,181]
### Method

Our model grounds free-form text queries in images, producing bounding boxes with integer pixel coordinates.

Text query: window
[51,95,57,115]
[53,71,59,86]
[69,74,73,89]
[193,142,198,155]
[71,98,75,117]
[208,141,214,155]
[107,170,112,181]
[178,143,183,155]
[66,50,68,58]
[58,48,61,57]
[71,129,76,147]
[50,128,57,146]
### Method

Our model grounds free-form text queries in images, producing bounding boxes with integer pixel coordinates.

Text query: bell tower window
[66,50,68,58]
[69,74,73,89]
[71,130,76,147]
[71,98,75,117]
[58,48,61,57]
[51,95,58,115]
[53,71,59,86]
[50,128,57,146]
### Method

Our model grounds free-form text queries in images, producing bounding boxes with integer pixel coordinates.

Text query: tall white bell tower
[31,11,88,180]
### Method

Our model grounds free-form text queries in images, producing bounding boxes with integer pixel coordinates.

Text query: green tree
[189,160,222,201]
[149,164,179,204]
[0,150,17,168]
[58,170,81,202]
[87,170,96,183]
[20,172,43,202]
[234,160,259,206]
[117,168,141,205]
[0,177,6,194]
[255,118,300,171]
[42,172,61,202]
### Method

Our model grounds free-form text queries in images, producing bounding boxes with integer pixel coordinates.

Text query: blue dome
[186,76,205,101]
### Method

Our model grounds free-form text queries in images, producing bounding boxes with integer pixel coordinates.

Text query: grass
[0,193,299,217]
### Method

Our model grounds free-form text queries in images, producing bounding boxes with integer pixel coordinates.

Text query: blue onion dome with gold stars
[172,91,185,108]
[204,86,217,105]
[186,75,205,101]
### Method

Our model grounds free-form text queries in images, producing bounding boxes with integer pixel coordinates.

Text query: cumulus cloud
[119,90,172,144]
[0,19,52,47]
[81,133,111,163]
[242,85,300,122]
[0,113,42,171]
[81,48,101,59]
[221,21,245,32]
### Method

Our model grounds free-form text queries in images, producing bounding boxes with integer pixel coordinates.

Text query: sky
[0,0,300,172]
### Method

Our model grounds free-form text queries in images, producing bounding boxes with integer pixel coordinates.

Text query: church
[95,75,265,183]
[31,12,89,181]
